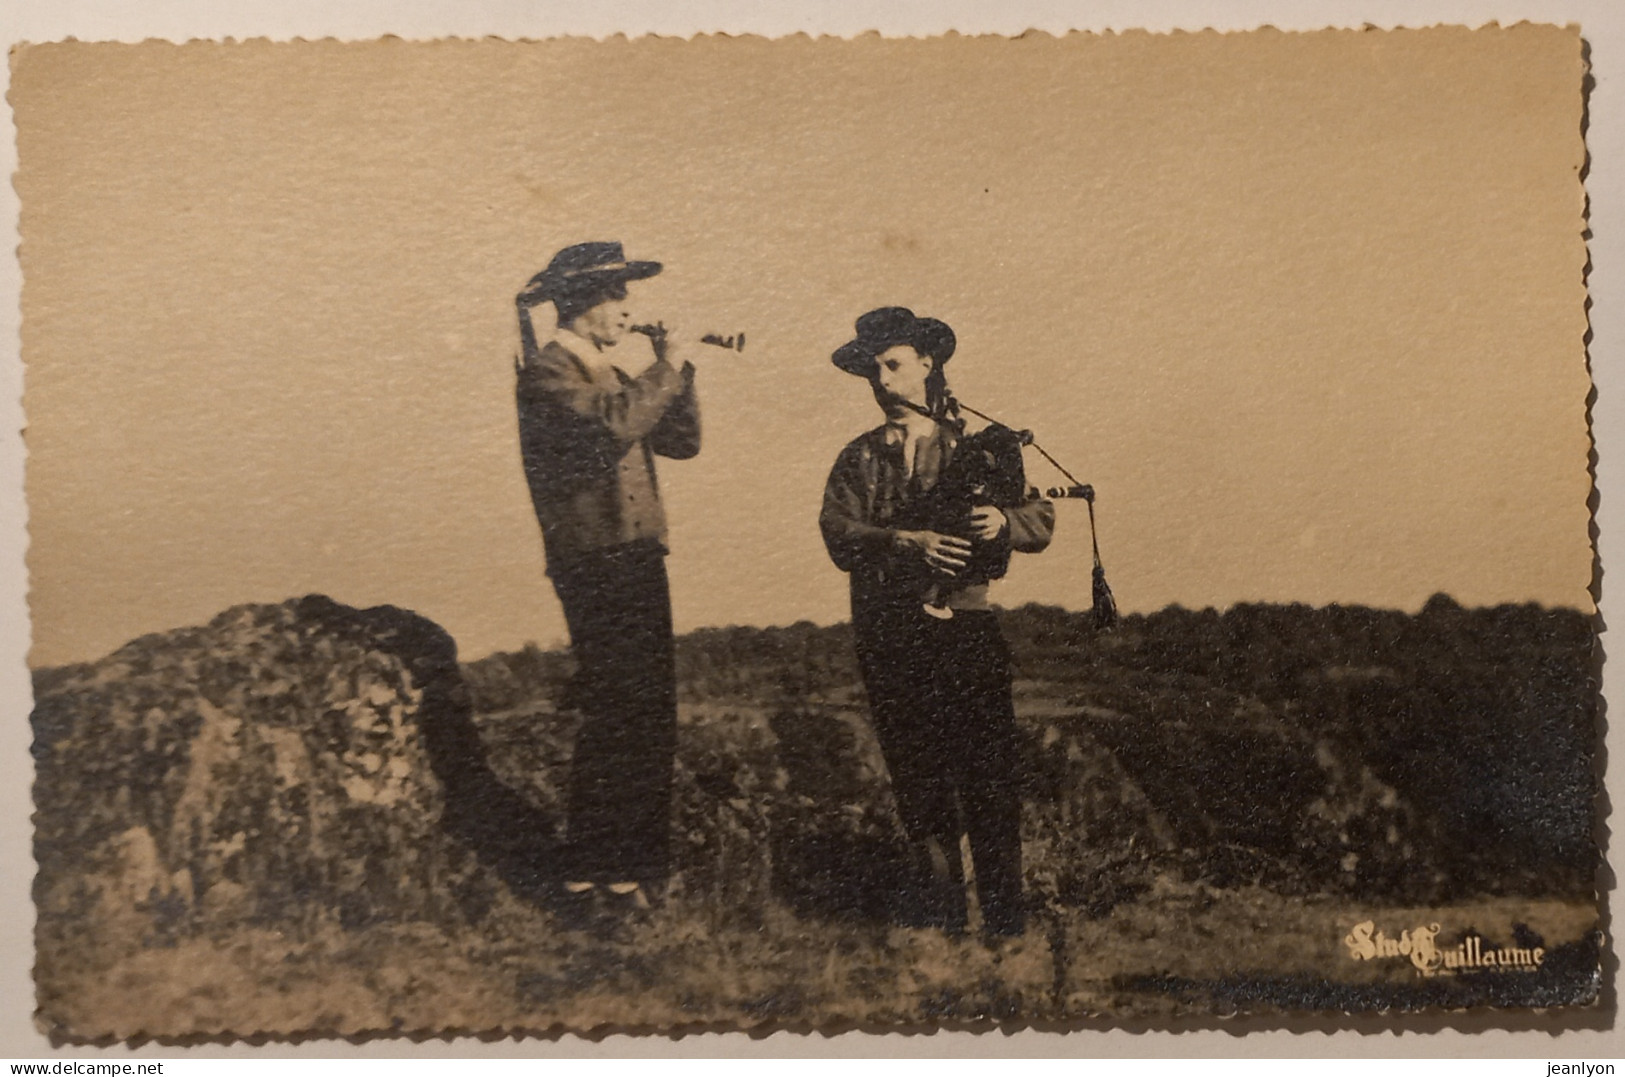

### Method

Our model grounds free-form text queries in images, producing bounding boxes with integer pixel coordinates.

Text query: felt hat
[831,306,957,377]
[520,241,662,305]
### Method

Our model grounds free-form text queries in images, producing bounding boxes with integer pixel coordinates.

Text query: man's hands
[897,530,973,576]
[898,507,1006,576]
[968,506,1008,542]
[652,331,687,369]
[628,321,694,369]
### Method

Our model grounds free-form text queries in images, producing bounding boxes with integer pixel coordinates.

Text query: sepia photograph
[5,19,1608,1043]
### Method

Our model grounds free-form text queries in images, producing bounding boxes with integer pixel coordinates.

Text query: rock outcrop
[31,595,491,939]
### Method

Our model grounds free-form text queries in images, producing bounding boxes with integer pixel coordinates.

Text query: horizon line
[30,591,1596,673]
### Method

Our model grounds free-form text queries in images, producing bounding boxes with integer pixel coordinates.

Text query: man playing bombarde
[514,241,700,910]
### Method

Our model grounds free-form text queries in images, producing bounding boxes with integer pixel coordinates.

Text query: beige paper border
[1,0,1621,1059]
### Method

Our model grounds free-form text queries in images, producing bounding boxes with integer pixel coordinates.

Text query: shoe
[604,881,653,913]
[552,882,600,931]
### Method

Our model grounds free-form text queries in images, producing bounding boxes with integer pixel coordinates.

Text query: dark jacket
[820,421,1053,616]
[517,325,700,566]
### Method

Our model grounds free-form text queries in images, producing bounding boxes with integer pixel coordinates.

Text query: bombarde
[629,322,747,353]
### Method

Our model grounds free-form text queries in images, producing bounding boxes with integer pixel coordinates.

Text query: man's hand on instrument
[629,321,689,368]
[655,333,691,369]
[897,530,972,576]
[968,506,1008,542]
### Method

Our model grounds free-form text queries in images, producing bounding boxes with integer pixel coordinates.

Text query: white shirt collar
[882,410,942,454]
[559,324,611,357]
[553,325,613,371]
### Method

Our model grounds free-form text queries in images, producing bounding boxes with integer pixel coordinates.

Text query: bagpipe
[904,399,1118,630]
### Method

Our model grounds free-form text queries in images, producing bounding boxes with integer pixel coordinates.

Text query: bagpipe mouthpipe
[1044,484,1095,502]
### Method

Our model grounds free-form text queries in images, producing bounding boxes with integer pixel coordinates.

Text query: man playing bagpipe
[819,306,1055,939]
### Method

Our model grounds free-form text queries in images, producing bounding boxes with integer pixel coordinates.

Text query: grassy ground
[37,881,1599,1038]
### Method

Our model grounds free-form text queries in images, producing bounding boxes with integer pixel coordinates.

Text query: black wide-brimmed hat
[832,307,957,377]
[520,241,662,305]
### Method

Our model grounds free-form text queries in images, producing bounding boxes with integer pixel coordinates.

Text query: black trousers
[852,603,1025,934]
[548,541,677,885]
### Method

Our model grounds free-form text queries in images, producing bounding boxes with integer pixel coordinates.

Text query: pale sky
[13,27,1593,668]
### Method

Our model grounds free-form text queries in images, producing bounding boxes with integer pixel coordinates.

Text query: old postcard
[11,26,1599,1039]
